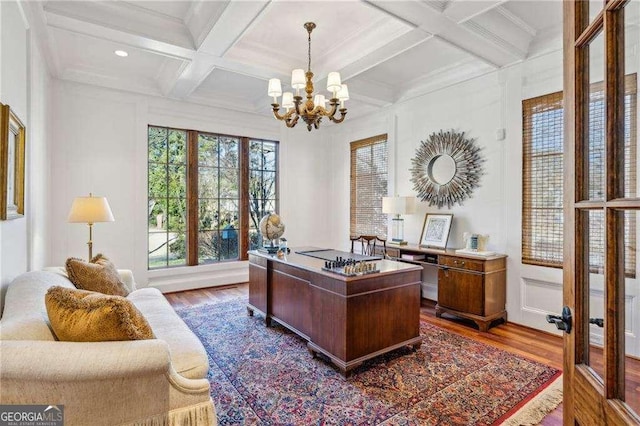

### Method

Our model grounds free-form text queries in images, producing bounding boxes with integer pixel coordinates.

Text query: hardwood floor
[166,283,567,424]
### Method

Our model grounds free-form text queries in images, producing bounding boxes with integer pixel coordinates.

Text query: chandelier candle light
[382,196,416,246]
[268,22,349,131]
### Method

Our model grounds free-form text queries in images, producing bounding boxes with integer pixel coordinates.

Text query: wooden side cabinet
[435,254,507,331]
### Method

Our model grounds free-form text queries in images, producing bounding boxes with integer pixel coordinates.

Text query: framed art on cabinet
[0,103,26,220]
[419,213,453,249]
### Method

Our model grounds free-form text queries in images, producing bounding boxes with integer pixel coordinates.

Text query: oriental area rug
[177,299,561,425]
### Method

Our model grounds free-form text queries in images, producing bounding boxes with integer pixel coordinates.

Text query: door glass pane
[624,210,639,414]
[589,0,604,24]
[624,4,639,199]
[625,1,640,416]
[588,209,605,381]
[587,31,605,201]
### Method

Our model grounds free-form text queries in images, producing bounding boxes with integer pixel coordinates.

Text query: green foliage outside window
[148,126,278,269]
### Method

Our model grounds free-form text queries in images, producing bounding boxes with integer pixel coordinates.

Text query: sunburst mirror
[410,130,483,209]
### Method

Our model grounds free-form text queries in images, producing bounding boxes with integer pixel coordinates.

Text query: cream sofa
[0,269,217,426]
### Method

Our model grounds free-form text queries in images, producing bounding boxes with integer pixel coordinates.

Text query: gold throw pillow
[66,254,129,296]
[45,286,154,342]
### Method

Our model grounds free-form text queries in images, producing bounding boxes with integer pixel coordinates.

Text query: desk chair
[350,235,387,257]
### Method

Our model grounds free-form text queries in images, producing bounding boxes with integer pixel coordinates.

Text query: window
[522,75,637,275]
[350,134,388,238]
[148,126,278,269]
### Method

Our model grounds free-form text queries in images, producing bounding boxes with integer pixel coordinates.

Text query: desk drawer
[439,255,484,272]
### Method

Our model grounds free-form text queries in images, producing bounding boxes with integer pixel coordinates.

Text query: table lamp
[382,196,416,245]
[67,193,115,260]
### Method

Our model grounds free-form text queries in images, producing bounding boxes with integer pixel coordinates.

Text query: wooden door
[564,0,639,424]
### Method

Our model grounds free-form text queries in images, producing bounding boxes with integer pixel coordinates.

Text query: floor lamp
[382,196,416,245]
[67,193,115,261]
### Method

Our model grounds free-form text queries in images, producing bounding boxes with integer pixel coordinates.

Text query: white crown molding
[396,57,494,101]
[421,0,449,14]
[18,1,61,77]
[338,28,433,81]
[462,20,527,60]
[495,5,537,37]
[60,66,164,97]
[44,10,196,61]
[443,0,507,24]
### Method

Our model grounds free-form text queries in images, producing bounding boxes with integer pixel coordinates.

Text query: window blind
[522,75,637,276]
[350,134,388,238]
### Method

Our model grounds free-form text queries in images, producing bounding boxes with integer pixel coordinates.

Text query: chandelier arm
[323,100,339,118]
[329,109,347,124]
[271,104,293,121]
[285,116,299,128]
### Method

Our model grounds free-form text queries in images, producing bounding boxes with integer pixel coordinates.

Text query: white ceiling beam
[364,0,523,68]
[184,1,231,50]
[344,78,395,107]
[44,9,196,61]
[165,1,271,99]
[443,0,508,24]
[44,1,194,50]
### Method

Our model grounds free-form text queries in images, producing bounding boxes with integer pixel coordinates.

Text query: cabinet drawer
[439,255,484,272]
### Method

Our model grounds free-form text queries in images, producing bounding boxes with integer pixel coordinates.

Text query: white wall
[48,81,331,291]
[323,49,567,333]
[0,0,51,313]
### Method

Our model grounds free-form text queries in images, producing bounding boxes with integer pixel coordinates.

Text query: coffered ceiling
[23,0,563,119]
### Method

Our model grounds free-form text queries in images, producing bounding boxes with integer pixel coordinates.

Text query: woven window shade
[522,74,637,276]
[350,135,388,238]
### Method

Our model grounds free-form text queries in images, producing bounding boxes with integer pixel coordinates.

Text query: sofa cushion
[45,286,154,342]
[0,271,75,340]
[66,254,129,296]
[128,288,209,380]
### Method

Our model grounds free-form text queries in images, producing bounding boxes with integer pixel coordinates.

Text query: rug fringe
[501,375,563,425]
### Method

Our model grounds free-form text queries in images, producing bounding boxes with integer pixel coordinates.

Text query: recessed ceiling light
[114,50,128,57]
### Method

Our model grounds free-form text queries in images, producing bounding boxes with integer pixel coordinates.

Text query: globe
[259,213,285,242]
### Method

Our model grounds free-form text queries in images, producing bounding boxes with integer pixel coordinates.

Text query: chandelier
[267,22,349,131]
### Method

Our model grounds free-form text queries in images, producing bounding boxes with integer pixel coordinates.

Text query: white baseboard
[149,264,249,293]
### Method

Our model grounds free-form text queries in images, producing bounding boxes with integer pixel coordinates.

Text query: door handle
[546,306,572,334]
[589,318,604,328]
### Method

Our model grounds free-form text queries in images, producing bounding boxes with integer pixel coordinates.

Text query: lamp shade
[382,196,416,215]
[291,69,306,89]
[313,94,326,108]
[67,195,115,223]
[282,92,294,109]
[337,84,349,101]
[326,72,342,93]
[267,78,282,97]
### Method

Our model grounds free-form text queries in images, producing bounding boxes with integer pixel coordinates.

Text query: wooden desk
[247,248,423,375]
[380,244,508,331]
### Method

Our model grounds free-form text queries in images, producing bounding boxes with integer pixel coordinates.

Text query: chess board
[296,248,381,262]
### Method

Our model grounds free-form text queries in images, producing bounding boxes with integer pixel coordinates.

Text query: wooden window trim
[147,125,278,269]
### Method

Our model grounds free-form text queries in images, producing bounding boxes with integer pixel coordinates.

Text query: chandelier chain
[307,30,311,73]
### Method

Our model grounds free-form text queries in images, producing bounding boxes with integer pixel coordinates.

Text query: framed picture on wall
[419,213,453,249]
[0,103,26,220]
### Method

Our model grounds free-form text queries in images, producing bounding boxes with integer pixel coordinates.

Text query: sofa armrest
[117,269,137,292]
[0,340,212,425]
